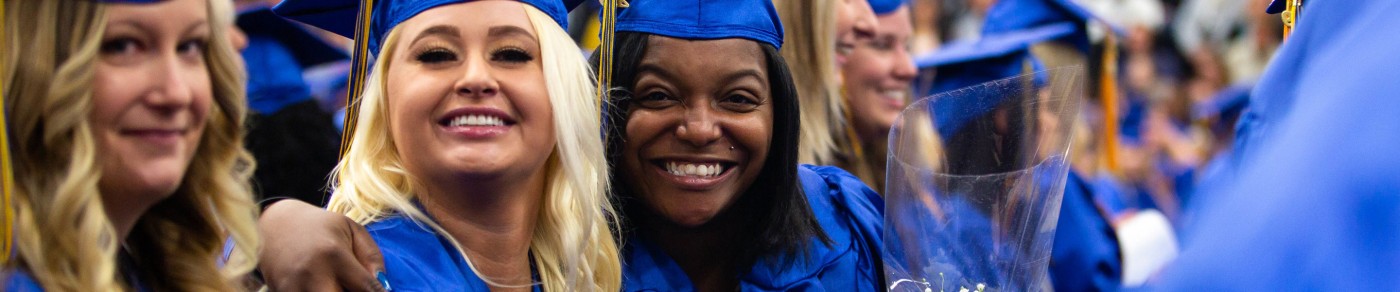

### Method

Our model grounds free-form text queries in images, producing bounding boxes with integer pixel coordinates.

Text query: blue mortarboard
[274,0,572,56]
[239,5,351,114]
[90,0,162,2]
[983,0,1125,53]
[1266,0,1288,14]
[914,23,1072,138]
[242,38,314,114]
[238,6,349,68]
[869,0,907,15]
[614,0,784,49]
[916,23,1073,95]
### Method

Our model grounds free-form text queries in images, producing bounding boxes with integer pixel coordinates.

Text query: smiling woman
[2,0,260,290]
[266,0,620,291]
[595,0,886,290]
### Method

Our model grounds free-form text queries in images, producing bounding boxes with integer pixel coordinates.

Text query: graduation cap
[983,0,1132,174]
[594,0,784,121]
[983,0,1125,53]
[913,23,1072,138]
[238,6,349,69]
[869,0,906,15]
[273,0,576,156]
[238,5,351,114]
[613,0,784,48]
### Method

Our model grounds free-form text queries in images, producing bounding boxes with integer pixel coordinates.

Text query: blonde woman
[773,0,877,167]
[2,0,260,290]
[775,0,906,192]
[259,0,621,291]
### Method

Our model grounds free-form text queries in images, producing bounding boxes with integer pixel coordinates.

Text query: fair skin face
[835,0,879,65]
[93,0,212,240]
[842,6,917,144]
[384,1,552,288]
[620,36,773,292]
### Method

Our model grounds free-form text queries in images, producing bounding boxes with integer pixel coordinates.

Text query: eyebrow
[105,19,155,37]
[635,63,678,83]
[487,25,537,43]
[717,68,765,87]
[410,25,462,46]
[636,62,766,91]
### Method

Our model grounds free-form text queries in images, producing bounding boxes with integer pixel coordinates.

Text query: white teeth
[664,161,724,177]
[883,90,906,100]
[448,114,505,127]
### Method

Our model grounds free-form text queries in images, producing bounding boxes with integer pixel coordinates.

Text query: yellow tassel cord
[1099,34,1121,175]
[1281,0,1301,40]
[1,0,12,265]
[340,0,376,158]
[595,0,627,117]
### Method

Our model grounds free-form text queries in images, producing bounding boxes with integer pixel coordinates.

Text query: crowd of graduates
[3,0,1398,291]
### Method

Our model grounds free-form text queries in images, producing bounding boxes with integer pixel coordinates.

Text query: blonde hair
[325,3,621,291]
[773,0,852,166]
[2,0,260,291]
[775,0,880,191]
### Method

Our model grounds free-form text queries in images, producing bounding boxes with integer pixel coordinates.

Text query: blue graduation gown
[621,164,885,291]
[1049,171,1123,291]
[1153,1,1400,289]
[368,215,542,292]
[2,271,41,292]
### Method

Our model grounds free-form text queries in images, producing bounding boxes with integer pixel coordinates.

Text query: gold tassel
[1099,34,1121,175]
[1281,0,1302,40]
[340,0,376,158]
[595,0,627,118]
[1,0,12,265]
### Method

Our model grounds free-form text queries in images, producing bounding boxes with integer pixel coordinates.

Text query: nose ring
[729,146,735,151]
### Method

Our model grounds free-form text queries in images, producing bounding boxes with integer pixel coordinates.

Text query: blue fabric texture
[241,36,313,114]
[615,0,785,49]
[367,214,542,292]
[868,0,906,15]
[2,271,42,292]
[1155,0,1400,289]
[1050,171,1123,291]
[621,165,884,291]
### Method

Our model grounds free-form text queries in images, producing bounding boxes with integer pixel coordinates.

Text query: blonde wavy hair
[325,3,621,291]
[2,0,260,291]
[774,0,852,166]
[774,0,879,189]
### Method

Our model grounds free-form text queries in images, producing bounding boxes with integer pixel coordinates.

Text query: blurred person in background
[839,0,918,193]
[1,0,261,290]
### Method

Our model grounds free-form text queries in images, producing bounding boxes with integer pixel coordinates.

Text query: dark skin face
[618,35,777,292]
[619,36,774,229]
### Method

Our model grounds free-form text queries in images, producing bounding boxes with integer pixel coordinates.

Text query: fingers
[344,218,389,292]
[257,200,385,292]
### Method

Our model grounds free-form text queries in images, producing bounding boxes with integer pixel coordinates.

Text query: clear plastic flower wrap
[884,67,1084,292]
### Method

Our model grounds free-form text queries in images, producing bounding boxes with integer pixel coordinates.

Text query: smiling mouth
[650,159,739,190]
[661,160,734,178]
[880,89,908,107]
[442,114,509,127]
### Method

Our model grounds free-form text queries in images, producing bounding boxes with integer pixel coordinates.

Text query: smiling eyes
[633,91,763,113]
[99,36,207,65]
[413,47,535,65]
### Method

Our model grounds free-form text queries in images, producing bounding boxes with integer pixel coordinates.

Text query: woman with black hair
[598,0,884,290]
[249,0,885,290]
